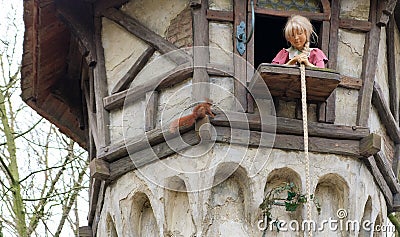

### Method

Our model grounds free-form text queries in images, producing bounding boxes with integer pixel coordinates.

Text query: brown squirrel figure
[169,99,215,133]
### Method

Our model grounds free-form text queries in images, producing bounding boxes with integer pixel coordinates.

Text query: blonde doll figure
[272,15,328,68]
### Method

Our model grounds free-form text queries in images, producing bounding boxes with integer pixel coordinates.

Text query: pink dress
[272,48,328,68]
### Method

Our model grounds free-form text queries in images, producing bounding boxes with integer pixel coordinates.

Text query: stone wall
[97,146,388,236]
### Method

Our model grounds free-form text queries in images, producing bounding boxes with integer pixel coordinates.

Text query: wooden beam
[192,0,210,100]
[98,120,196,162]
[338,75,363,90]
[357,0,381,127]
[363,156,394,209]
[372,82,400,143]
[83,82,99,150]
[387,15,399,123]
[93,17,110,149]
[374,151,400,194]
[214,126,361,157]
[360,133,382,157]
[111,47,155,94]
[108,129,201,181]
[339,18,372,32]
[210,111,370,140]
[145,91,158,132]
[92,181,106,236]
[206,9,234,22]
[103,62,193,111]
[88,178,102,225]
[103,8,191,65]
[322,0,341,124]
[234,0,248,112]
[89,158,110,180]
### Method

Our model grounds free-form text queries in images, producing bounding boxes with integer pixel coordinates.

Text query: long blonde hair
[284,15,317,54]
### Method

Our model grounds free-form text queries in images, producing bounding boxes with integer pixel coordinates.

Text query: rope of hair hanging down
[300,63,313,237]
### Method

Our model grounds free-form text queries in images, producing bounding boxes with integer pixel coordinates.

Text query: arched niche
[373,213,382,237]
[359,196,372,236]
[315,173,349,236]
[205,163,251,236]
[106,214,118,237]
[263,167,302,236]
[130,192,159,237]
[164,176,195,236]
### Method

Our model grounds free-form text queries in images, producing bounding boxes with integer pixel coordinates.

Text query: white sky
[0,1,89,236]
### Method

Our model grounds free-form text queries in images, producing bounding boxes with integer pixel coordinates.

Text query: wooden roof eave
[22,0,87,149]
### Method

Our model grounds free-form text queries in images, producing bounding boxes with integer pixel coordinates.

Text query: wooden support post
[357,0,381,126]
[192,0,210,101]
[233,0,248,112]
[145,91,158,132]
[90,158,110,180]
[360,133,382,157]
[387,15,399,123]
[93,17,110,150]
[88,159,109,225]
[92,181,106,236]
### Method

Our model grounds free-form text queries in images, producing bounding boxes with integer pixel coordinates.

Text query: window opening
[254,15,321,69]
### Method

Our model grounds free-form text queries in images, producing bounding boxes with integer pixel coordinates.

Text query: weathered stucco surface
[209,0,233,11]
[102,18,150,94]
[337,29,365,78]
[210,77,235,111]
[122,0,187,37]
[340,0,370,20]
[375,28,390,107]
[335,88,359,126]
[209,22,234,68]
[97,145,388,236]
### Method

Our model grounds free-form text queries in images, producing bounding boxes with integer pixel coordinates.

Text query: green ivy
[259,182,321,235]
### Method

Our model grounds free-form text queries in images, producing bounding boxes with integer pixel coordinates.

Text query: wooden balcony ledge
[249,63,340,102]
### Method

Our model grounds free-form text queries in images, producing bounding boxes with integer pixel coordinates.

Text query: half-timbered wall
[89,1,400,236]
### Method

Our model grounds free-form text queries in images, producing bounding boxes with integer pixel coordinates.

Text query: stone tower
[22,0,400,236]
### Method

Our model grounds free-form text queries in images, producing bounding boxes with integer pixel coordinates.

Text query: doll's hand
[286,54,315,67]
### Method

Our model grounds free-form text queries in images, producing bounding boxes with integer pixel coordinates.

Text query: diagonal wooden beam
[372,82,400,143]
[103,62,193,110]
[111,47,155,94]
[102,8,191,64]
